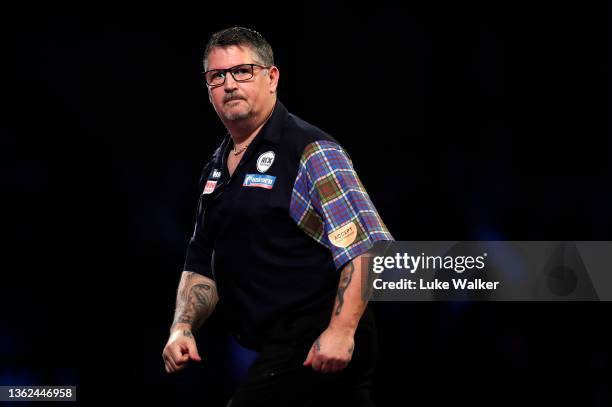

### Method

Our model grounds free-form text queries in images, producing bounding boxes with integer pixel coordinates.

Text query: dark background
[1,2,610,406]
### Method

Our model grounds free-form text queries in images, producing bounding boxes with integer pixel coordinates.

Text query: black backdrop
[1,2,610,406]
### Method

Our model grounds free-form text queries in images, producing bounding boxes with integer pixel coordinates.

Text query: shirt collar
[258,99,287,145]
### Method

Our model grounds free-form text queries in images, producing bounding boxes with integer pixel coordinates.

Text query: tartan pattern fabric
[290,140,394,269]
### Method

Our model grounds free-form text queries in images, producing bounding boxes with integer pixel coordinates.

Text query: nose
[223,71,238,92]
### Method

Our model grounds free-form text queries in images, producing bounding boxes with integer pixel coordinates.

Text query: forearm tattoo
[172,272,218,331]
[334,261,355,316]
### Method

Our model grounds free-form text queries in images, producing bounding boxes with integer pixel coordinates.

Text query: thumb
[187,342,202,362]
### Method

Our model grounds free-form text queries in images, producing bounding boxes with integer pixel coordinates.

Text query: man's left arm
[293,140,393,373]
[303,254,370,373]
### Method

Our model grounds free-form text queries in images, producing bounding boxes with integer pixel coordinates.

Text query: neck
[225,98,276,146]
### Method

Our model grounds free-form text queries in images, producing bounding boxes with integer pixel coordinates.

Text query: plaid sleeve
[290,140,394,270]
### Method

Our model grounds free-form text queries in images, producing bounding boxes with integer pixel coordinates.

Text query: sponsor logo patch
[203,180,217,194]
[256,151,275,173]
[328,221,357,248]
[211,169,222,179]
[243,173,276,189]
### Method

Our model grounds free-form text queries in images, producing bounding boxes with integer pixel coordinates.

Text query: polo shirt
[184,100,393,349]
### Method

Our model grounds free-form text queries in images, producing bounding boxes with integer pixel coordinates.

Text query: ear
[207,87,213,104]
[268,66,280,94]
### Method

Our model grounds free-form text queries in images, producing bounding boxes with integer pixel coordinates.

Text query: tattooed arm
[303,254,370,373]
[162,271,219,373]
[171,271,219,332]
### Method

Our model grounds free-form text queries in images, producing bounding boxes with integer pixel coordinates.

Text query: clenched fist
[303,326,355,373]
[162,328,202,373]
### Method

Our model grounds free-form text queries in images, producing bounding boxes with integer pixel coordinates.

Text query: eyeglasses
[204,63,271,86]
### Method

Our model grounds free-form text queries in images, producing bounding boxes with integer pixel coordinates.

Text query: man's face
[206,45,277,122]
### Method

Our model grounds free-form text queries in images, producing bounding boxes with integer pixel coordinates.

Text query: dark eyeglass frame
[203,63,272,86]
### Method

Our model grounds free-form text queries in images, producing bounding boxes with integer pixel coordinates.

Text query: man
[162,27,394,406]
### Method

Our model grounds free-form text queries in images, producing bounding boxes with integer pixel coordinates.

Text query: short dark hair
[203,27,274,70]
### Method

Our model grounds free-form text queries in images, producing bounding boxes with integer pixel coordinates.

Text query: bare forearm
[328,254,370,335]
[171,271,219,333]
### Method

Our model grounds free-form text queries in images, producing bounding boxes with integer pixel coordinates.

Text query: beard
[222,98,252,121]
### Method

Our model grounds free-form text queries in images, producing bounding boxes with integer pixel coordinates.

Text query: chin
[224,107,251,121]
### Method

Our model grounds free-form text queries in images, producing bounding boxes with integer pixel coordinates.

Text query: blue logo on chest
[243,173,276,189]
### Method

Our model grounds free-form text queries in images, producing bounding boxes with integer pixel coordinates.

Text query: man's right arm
[162,271,219,373]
